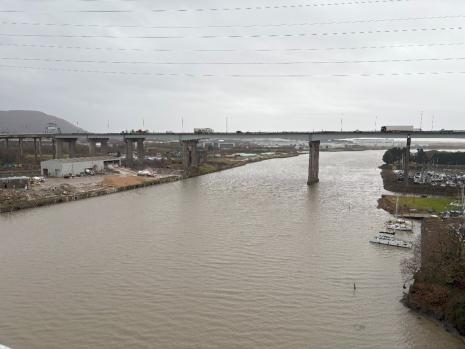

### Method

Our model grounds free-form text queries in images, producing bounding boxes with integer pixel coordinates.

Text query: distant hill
[0,110,86,134]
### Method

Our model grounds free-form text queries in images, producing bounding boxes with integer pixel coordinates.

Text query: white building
[41,157,121,177]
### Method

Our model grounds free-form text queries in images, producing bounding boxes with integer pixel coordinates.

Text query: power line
[0,26,462,39]
[2,0,410,13]
[1,41,464,53]
[1,14,462,30]
[3,56,465,65]
[1,63,464,78]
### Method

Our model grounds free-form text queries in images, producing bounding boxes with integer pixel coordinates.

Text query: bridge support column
[404,136,411,186]
[307,140,320,185]
[55,139,64,159]
[101,139,109,155]
[89,140,97,156]
[137,139,145,163]
[181,140,199,173]
[68,139,77,158]
[4,138,9,150]
[38,138,42,159]
[18,138,24,164]
[125,139,134,165]
[34,138,38,162]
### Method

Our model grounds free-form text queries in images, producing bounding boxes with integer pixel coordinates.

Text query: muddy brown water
[0,151,463,348]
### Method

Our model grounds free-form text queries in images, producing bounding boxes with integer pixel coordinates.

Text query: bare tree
[401,236,422,284]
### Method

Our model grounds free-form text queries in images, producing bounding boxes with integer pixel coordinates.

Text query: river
[0,151,463,349]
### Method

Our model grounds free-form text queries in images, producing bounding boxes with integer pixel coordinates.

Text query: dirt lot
[102,176,146,188]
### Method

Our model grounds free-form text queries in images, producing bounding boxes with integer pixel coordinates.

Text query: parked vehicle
[194,128,214,134]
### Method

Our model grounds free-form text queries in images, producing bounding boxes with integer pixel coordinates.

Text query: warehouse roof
[41,156,121,164]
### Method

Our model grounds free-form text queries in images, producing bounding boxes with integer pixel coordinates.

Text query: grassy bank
[378,195,457,215]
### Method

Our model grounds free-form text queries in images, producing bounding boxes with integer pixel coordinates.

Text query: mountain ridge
[0,110,86,134]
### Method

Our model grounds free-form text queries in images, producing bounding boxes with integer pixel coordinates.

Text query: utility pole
[226,116,228,133]
[420,111,423,130]
[375,116,378,131]
[181,117,184,132]
[340,118,343,132]
[431,115,435,131]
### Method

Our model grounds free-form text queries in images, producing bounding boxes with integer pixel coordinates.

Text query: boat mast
[462,184,465,214]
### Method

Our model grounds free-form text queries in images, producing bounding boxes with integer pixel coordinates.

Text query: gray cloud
[0,0,464,132]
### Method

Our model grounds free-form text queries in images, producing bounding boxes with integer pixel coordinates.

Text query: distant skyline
[1,0,464,132]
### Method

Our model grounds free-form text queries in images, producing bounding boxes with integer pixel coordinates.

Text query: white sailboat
[386,195,413,232]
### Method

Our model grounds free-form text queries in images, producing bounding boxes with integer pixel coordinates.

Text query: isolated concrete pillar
[137,139,145,162]
[307,140,320,185]
[89,140,97,156]
[68,139,77,158]
[404,136,411,186]
[55,139,64,159]
[18,138,24,164]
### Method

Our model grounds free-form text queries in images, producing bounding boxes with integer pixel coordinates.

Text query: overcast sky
[0,0,464,132]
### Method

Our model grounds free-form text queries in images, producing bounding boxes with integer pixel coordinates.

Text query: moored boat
[370,235,412,249]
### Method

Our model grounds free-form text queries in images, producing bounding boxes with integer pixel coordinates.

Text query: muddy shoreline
[0,153,299,214]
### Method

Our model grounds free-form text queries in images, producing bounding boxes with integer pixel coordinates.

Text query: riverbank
[378,162,465,341]
[0,152,298,213]
[403,218,465,339]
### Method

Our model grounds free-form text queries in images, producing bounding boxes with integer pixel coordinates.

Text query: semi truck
[381,126,417,133]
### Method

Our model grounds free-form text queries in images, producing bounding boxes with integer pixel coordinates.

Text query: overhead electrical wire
[1,14,461,30]
[2,56,465,65]
[1,41,464,53]
[0,26,462,39]
[0,0,412,13]
[1,64,464,78]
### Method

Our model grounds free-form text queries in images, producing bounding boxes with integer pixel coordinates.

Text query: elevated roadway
[2,130,465,185]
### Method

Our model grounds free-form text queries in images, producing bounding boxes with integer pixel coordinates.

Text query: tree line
[383,148,465,165]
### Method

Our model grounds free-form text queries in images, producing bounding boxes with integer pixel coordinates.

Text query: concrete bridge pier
[404,136,411,186]
[54,139,64,159]
[88,138,110,156]
[136,139,145,163]
[125,139,134,165]
[18,138,24,164]
[181,140,199,172]
[33,138,38,161]
[307,140,320,186]
[68,139,77,158]
[89,139,97,156]
[38,138,42,159]
[33,137,43,162]
[101,139,109,155]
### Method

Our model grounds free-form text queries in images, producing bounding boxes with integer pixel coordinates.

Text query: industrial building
[40,156,121,177]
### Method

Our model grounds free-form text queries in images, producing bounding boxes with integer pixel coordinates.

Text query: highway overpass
[1,130,465,185]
